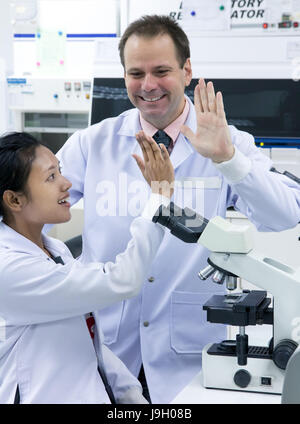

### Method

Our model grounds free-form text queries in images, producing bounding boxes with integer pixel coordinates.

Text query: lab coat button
[143,321,149,327]
[148,276,155,282]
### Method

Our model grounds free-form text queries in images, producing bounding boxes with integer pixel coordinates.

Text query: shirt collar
[139,99,190,143]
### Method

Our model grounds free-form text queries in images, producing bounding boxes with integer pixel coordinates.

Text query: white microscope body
[154,202,300,396]
[199,217,300,394]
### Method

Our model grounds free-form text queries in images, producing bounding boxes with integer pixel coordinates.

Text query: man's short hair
[119,15,190,69]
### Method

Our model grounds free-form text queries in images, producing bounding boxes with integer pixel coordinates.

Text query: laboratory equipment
[8,0,120,151]
[153,202,300,396]
[0,0,14,135]
[8,76,91,152]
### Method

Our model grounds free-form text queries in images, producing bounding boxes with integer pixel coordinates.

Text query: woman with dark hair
[0,131,173,404]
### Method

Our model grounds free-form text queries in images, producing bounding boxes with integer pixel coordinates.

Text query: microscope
[153,202,300,395]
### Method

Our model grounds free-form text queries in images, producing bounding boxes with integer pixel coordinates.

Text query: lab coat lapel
[117,109,142,157]
[0,222,46,258]
[170,97,197,170]
[0,221,71,261]
[170,133,194,170]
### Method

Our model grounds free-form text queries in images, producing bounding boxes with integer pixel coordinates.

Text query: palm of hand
[181,79,234,163]
[194,112,230,159]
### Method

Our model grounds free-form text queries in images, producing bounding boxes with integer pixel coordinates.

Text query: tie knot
[153,130,172,149]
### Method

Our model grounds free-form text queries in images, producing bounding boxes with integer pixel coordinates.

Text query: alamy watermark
[95,173,205,225]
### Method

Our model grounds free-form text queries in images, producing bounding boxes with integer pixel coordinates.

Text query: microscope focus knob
[272,339,298,370]
[233,369,251,388]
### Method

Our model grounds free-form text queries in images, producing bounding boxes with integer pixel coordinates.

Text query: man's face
[123,34,192,129]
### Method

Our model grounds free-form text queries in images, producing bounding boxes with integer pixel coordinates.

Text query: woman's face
[21,145,72,225]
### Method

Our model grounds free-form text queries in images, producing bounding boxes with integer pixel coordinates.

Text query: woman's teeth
[58,198,69,204]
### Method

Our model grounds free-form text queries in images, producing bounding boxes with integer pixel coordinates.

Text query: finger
[140,136,155,162]
[139,131,163,162]
[137,131,158,163]
[199,78,209,112]
[136,131,149,162]
[216,91,227,121]
[194,83,204,116]
[160,145,174,186]
[159,143,171,161]
[207,81,216,113]
[194,85,205,129]
[147,136,164,161]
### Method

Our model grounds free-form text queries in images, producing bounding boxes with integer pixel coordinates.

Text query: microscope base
[202,343,284,395]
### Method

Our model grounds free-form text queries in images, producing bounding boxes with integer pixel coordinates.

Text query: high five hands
[133,131,174,199]
[181,78,235,163]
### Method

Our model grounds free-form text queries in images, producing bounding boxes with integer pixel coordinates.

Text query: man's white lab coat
[57,96,300,403]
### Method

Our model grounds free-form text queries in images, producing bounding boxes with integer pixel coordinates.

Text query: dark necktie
[52,255,64,264]
[153,130,172,149]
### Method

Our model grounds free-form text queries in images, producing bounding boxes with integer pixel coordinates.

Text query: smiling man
[57,15,300,404]
[123,32,192,130]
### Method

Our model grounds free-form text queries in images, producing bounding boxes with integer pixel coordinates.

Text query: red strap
[86,315,95,339]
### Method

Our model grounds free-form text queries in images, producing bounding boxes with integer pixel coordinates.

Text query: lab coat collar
[170,96,196,169]
[125,96,197,170]
[118,108,141,139]
[0,221,68,260]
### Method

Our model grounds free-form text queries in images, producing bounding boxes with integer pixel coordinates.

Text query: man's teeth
[143,95,163,102]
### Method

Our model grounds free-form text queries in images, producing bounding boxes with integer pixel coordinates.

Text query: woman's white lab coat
[0,215,164,404]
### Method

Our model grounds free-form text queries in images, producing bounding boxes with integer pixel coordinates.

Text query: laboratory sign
[231,0,266,23]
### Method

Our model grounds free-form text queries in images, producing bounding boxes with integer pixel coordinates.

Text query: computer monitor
[91,78,300,146]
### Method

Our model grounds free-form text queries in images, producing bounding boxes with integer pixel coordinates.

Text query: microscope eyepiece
[152,202,209,243]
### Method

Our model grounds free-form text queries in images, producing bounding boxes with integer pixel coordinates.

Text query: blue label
[7,78,27,85]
